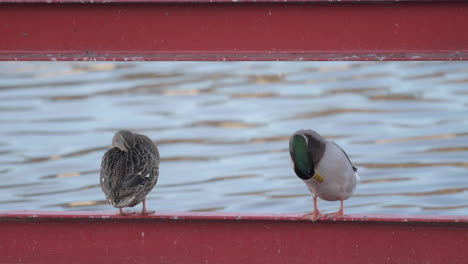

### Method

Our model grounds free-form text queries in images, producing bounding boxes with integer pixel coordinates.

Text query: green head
[289,130,326,180]
[289,134,314,180]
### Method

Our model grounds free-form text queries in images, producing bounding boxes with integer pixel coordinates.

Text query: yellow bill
[312,172,324,183]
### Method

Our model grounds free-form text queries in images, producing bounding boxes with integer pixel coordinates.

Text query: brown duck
[100,130,160,215]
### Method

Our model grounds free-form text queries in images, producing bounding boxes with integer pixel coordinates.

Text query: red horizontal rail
[1,211,468,263]
[2,211,468,223]
[0,1,467,61]
[1,0,466,3]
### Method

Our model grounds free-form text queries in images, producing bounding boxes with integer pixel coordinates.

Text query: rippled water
[0,61,467,215]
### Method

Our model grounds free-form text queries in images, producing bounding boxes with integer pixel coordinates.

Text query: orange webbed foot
[118,208,136,216]
[302,211,325,221]
[324,211,345,219]
[140,210,155,216]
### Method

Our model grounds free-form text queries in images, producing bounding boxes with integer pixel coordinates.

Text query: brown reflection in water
[81,77,193,97]
[40,169,99,180]
[28,71,280,102]
[20,134,295,166]
[249,75,285,84]
[231,92,277,99]
[120,75,225,95]
[228,93,323,100]
[163,89,202,96]
[121,72,181,80]
[424,146,468,153]
[22,146,107,164]
[21,184,100,197]
[347,73,392,81]
[49,95,90,101]
[158,135,335,146]
[345,202,380,209]
[159,174,257,188]
[158,139,208,145]
[399,62,429,68]
[326,87,388,95]
[163,86,216,97]
[72,63,120,72]
[249,136,289,143]
[161,156,216,162]
[305,72,390,85]
[0,199,32,204]
[364,132,468,144]
[359,177,412,184]
[316,62,375,73]
[286,108,401,121]
[446,78,468,84]
[190,120,260,129]
[56,172,79,178]
[0,182,42,189]
[354,187,468,198]
[317,64,353,72]
[368,94,439,102]
[57,200,109,208]
[0,81,85,91]
[383,204,414,208]
[357,162,468,169]
[423,205,468,210]
[190,207,225,212]
[403,72,445,80]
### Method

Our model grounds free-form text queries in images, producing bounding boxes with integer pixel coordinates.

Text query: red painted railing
[1,0,467,60]
[1,211,467,263]
[1,1,468,262]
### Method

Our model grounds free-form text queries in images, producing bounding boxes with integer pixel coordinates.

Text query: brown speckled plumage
[100,130,159,214]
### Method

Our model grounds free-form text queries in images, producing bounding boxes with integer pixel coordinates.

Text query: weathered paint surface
[2,52,468,61]
[0,0,463,3]
[0,211,467,263]
[0,1,468,61]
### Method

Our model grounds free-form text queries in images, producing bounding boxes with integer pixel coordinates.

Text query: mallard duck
[100,130,160,215]
[289,129,358,220]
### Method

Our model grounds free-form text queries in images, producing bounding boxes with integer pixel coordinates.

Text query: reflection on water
[0,61,467,215]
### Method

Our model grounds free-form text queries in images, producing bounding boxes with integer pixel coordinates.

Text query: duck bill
[311,172,324,183]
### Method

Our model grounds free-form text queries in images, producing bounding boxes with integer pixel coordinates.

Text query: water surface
[0,61,467,215]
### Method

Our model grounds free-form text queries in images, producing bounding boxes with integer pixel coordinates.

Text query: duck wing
[100,148,126,198]
[331,142,357,172]
[121,147,155,188]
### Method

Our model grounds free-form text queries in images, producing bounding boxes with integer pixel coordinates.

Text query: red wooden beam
[1,211,467,263]
[0,0,467,61]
